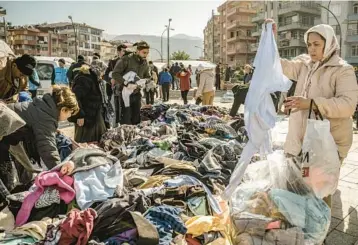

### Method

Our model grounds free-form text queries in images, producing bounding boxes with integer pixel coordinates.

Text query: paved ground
[328,136,358,245]
[59,97,358,244]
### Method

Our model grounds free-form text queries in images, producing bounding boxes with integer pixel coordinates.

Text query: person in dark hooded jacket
[4,85,79,170]
[69,64,107,143]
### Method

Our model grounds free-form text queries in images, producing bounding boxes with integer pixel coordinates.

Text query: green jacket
[112,53,150,87]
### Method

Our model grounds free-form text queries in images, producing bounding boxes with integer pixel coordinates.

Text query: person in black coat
[70,65,107,143]
[4,86,79,170]
[67,55,87,87]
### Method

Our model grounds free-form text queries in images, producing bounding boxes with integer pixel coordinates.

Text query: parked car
[34,56,74,96]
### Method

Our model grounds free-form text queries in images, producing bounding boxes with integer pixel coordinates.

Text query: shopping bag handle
[308,99,323,120]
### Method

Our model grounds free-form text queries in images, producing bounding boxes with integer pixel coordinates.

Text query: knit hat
[14,54,36,76]
[93,53,100,59]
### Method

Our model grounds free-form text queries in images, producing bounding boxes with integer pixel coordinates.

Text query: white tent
[153,60,216,87]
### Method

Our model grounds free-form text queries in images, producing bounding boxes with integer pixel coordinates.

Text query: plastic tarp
[222,23,292,199]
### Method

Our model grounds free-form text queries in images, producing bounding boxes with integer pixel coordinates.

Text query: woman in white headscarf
[266,20,358,206]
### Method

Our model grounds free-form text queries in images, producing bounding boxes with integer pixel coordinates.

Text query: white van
[34,56,74,96]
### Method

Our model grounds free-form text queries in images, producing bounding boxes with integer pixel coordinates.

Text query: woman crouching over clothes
[69,64,107,143]
[0,86,79,202]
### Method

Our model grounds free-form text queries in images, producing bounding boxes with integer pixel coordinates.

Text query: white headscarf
[304,24,340,61]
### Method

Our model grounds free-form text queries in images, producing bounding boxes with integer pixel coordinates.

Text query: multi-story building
[40,22,103,59]
[217,0,258,67]
[252,1,321,59]
[323,1,358,68]
[100,41,116,63]
[8,25,68,57]
[203,14,220,64]
[0,7,7,41]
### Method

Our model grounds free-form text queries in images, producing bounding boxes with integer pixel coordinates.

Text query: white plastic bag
[271,117,289,150]
[301,104,340,198]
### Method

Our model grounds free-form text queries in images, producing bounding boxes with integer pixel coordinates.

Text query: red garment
[186,235,201,245]
[177,72,191,91]
[59,208,97,245]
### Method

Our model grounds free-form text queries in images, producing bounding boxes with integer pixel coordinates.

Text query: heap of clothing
[0,103,330,245]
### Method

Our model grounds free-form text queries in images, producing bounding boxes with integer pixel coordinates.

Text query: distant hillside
[108,34,204,61]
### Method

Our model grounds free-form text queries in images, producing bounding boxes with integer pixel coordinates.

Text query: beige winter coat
[196,69,215,97]
[282,54,358,158]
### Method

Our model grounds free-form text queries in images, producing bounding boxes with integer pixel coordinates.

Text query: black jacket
[7,94,60,169]
[67,61,87,85]
[69,71,103,127]
[104,57,120,98]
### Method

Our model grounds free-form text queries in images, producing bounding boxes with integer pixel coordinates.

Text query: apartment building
[0,7,7,41]
[321,1,358,69]
[8,25,68,57]
[217,0,258,67]
[203,14,220,63]
[41,22,103,59]
[252,1,321,59]
[100,41,116,63]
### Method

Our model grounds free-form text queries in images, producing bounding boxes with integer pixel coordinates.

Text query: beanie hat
[93,53,100,59]
[15,54,36,76]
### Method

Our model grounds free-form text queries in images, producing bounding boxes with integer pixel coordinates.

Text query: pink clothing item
[16,170,75,226]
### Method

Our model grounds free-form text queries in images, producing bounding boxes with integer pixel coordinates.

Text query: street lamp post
[68,15,78,60]
[150,48,163,61]
[167,18,172,67]
[317,3,342,56]
[161,25,174,63]
[194,46,204,59]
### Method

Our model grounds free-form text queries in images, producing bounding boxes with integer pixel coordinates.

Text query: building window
[331,4,341,17]
[354,4,358,14]
[230,56,234,62]
[247,30,251,36]
[230,32,234,38]
[352,45,358,57]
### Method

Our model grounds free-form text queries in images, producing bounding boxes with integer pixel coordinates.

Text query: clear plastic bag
[229,150,331,245]
[301,117,340,198]
[270,117,289,150]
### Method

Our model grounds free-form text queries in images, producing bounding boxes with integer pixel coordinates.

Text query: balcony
[278,2,320,16]
[13,39,37,45]
[252,29,262,37]
[252,13,265,23]
[227,49,236,56]
[345,56,358,64]
[278,38,306,48]
[227,7,237,18]
[227,36,238,43]
[348,14,358,22]
[227,21,237,31]
[250,43,259,52]
[347,30,358,43]
[238,22,255,28]
[278,21,312,32]
[238,7,256,14]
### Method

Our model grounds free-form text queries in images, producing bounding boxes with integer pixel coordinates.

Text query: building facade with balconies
[40,22,103,59]
[204,15,220,63]
[100,41,116,63]
[217,0,259,67]
[252,1,321,60]
[8,26,68,57]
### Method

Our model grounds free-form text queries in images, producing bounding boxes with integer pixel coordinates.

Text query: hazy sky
[1,1,223,38]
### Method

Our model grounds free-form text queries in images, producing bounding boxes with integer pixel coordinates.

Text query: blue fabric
[54,67,69,85]
[269,189,330,244]
[18,92,32,102]
[159,72,172,85]
[144,206,187,245]
[29,69,40,91]
[56,133,72,161]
